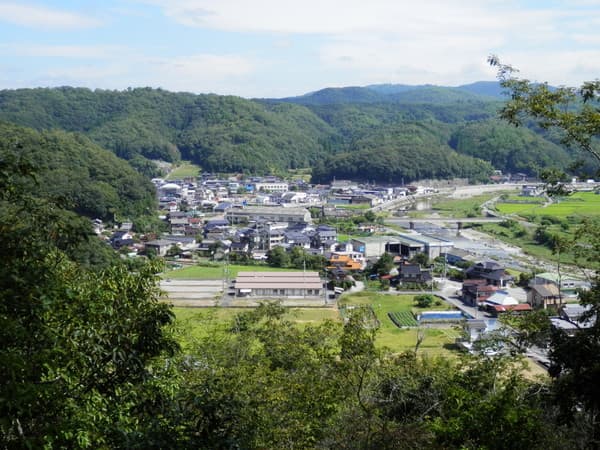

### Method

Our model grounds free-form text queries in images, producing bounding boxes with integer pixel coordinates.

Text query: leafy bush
[414,294,435,308]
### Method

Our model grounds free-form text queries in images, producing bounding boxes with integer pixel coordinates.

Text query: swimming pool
[418,311,472,322]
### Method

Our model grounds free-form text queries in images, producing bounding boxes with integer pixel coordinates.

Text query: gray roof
[532,284,560,298]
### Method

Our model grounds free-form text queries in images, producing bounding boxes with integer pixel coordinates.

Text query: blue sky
[1,0,600,98]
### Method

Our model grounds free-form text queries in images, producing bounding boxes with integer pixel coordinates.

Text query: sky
[1,0,600,98]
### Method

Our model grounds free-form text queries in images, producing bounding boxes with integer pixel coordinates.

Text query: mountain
[0,85,589,184]
[456,81,507,99]
[272,83,500,106]
[276,86,386,105]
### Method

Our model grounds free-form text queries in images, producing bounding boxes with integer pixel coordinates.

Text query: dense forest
[0,84,588,183]
[0,122,157,229]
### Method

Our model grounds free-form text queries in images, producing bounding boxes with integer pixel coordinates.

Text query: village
[92,170,598,365]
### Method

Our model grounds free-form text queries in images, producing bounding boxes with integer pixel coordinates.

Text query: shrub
[414,294,435,308]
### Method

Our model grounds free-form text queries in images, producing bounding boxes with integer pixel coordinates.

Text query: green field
[166,162,201,180]
[496,192,600,219]
[495,202,545,215]
[431,193,504,217]
[339,292,460,355]
[163,264,298,280]
[332,203,371,210]
[173,306,340,348]
[541,192,600,217]
[173,292,461,355]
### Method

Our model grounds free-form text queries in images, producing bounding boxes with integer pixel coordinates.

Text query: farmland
[339,292,460,355]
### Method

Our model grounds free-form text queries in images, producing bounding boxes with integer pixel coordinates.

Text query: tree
[414,294,435,308]
[371,252,394,276]
[491,56,600,446]
[489,55,600,166]
[266,246,290,268]
[0,151,178,449]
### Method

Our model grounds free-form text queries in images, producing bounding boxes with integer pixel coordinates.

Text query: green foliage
[409,252,429,267]
[0,121,156,225]
[0,86,580,183]
[414,294,435,308]
[449,119,572,175]
[370,252,394,276]
[0,154,178,448]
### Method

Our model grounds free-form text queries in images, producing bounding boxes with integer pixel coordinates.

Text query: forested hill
[0,85,581,183]
[0,122,156,226]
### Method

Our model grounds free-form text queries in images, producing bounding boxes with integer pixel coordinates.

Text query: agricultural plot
[388,311,418,327]
[541,192,600,217]
[495,192,600,219]
[340,292,459,355]
[165,161,201,180]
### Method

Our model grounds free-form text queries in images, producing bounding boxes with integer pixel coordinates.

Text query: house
[204,219,230,235]
[91,218,105,235]
[313,224,337,248]
[484,290,532,316]
[465,261,513,287]
[560,303,594,329]
[528,284,561,309]
[145,239,175,257]
[327,254,364,272]
[530,272,591,299]
[284,231,311,248]
[214,202,233,213]
[281,192,308,204]
[110,230,134,249]
[169,217,189,235]
[234,271,324,298]
[462,280,499,307]
[230,241,250,254]
[396,263,432,285]
[456,319,502,353]
[521,184,544,197]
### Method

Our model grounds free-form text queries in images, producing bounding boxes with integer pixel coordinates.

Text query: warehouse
[234,271,325,298]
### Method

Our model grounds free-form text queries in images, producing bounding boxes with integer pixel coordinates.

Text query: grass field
[496,192,600,219]
[541,192,600,217]
[333,203,371,210]
[495,202,546,215]
[339,292,460,355]
[163,264,298,280]
[173,306,340,347]
[431,193,501,217]
[166,162,201,180]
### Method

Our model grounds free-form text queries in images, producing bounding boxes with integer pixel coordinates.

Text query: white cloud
[20,53,259,95]
[142,0,600,88]
[145,0,567,35]
[0,2,101,29]
[143,54,257,93]
[0,44,128,59]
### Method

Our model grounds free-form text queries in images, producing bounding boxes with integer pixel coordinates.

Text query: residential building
[462,280,498,307]
[528,284,561,309]
[465,261,513,287]
[530,272,591,298]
